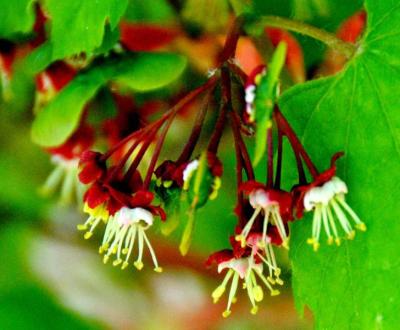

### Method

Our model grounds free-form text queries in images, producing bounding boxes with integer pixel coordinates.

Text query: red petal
[84,183,109,209]
[205,249,234,268]
[148,205,167,221]
[129,190,154,208]
[239,180,266,194]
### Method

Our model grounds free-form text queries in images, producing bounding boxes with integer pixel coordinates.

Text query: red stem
[231,112,255,181]
[123,124,161,182]
[101,77,218,162]
[230,111,246,227]
[143,116,175,189]
[207,102,227,154]
[273,108,319,179]
[227,61,248,84]
[142,77,218,189]
[177,91,212,164]
[217,16,244,65]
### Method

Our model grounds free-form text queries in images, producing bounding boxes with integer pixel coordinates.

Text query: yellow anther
[242,283,247,289]
[209,189,219,200]
[276,278,284,286]
[232,297,237,304]
[212,285,225,303]
[256,241,264,249]
[121,261,129,270]
[274,268,281,276]
[253,286,264,302]
[163,180,173,188]
[327,237,334,245]
[77,224,87,231]
[84,232,93,240]
[282,239,290,250]
[122,248,129,254]
[111,246,118,254]
[235,234,243,242]
[103,255,109,264]
[154,267,163,273]
[250,306,259,315]
[134,261,144,270]
[156,178,162,186]
[356,223,367,231]
[307,238,314,245]
[271,289,280,296]
[313,242,320,252]
[113,259,122,266]
[222,310,231,318]
[267,276,276,285]
[335,238,341,246]
[347,230,356,240]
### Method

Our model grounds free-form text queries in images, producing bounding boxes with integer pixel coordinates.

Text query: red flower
[78,150,106,184]
[293,152,343,218]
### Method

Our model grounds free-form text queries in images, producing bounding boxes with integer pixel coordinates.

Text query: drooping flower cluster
[77,149,166,272]
[20,8,369,318]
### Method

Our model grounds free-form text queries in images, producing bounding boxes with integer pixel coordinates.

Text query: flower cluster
[20,8,368,318]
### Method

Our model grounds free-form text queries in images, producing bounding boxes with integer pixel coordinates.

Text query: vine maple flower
[235,181,293,249]
[295,153,367,251]
[78,161,166,272]
[245,232,284,286]
[100,201,164,273]
[41,124,94,204]
[206,247,280,318]
[244,65,266,124]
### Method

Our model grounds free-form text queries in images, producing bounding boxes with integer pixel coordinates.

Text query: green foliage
[43,0,128,59]
[253,42,287,165]
[0,0,36,39]
[279,1,400,328]
[124,0,176,23]
[31,53,187,147]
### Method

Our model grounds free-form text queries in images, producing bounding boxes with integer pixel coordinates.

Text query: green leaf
[280,1,400,328]
[253,42,287,165]
[0,0,36,39]
[31,53,187,147]
[31,66,109,147]
[124,0,176,23]
[114,53,187,92]
[43,0,128,58]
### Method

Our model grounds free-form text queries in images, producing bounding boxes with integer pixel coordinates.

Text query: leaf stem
[248,15,356,58]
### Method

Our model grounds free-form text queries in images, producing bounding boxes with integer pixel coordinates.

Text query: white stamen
[304,177,366,249]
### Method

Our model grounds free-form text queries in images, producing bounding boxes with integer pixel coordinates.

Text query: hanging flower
[41,124,94,204]
[100,206,163,272]
[294,153,367,250]
[78,162,166,272]
[235,181,293,249]
[206,246,280,317]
